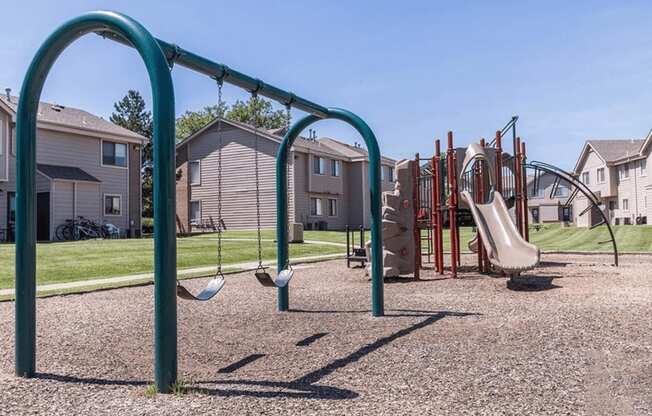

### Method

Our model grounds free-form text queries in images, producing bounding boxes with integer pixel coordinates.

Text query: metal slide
[460,144,540,274]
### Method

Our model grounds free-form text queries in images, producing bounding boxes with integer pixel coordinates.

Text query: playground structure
[13,11,385,393]
[378,116,619,279]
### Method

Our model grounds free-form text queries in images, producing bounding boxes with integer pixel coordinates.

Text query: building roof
[586,139,644,162]
[37,164,101,183]
[0,94,146,142]
[573,137,648,173]
[178,117,397,164]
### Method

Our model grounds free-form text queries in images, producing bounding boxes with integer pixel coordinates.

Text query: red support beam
[434,139,444,274]
[521,141,530,242]
[514,136,524,237]
[447,132,459,278]
[495,131,503,194]
[413,153,421,279]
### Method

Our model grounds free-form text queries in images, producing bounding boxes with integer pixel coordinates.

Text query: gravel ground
[0,253,650,415]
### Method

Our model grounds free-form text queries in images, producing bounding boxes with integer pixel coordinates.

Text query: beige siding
[75,182,101,221]
[52,181,74,237]
[2,128,134,237]
[0,111,8,182]
[188,124,279,230]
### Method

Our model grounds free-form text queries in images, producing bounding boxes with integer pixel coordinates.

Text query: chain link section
[216,79,224,277]
[252,92,264,269]
[284,104,292,270]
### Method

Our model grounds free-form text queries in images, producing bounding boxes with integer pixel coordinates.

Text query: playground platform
[1,254,650,415]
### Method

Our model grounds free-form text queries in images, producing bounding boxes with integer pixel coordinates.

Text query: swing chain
[253,93,264,269]
[216,79,224,277]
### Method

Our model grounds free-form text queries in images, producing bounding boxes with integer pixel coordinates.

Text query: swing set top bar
[95,30,329,118]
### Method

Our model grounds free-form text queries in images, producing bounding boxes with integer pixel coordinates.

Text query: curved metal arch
[15,11,177,391]
[524,161,618,266]
[276,108,384,316]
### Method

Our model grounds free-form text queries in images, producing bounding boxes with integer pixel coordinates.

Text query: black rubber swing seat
[176,276,225,301]
[255,268,294,288]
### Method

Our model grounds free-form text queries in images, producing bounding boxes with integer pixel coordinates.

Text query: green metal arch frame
[276,108,384,316]
[15,11,178,392]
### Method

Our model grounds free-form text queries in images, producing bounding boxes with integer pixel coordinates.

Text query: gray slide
[460,144,540,274]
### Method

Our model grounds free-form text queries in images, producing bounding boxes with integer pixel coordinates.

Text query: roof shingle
[0,94,145,141]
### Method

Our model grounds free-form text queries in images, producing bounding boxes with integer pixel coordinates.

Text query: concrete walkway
[0,252,344,297]
[202,237,347,247]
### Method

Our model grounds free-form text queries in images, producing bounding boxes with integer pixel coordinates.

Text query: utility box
[289,222,304,243]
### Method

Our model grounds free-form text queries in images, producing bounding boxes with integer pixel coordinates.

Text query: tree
[175,102,227,140]
[110,90,154,217]
[226,96,289,129]
[174,96,288,140]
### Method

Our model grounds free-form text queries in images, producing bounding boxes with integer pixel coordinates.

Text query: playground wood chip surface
[0,254,650,415]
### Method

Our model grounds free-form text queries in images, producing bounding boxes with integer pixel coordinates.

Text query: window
[331,160,341,177]
[328,199,337,216]
[622,198,629,211]
[381,166,385,181]
[609,200,617,210]
[619,164,629,180]
[310,198,323,216]
[189,160,201,185]
[104,194,122,216]
[102,141,127,167]
[554,186,569,198]
[11,127,15,156]
[388,166,395,182]
[313,156,325,175]
[190,200,201,224]
[641,159,647,177]
[597,168,605,183]
[562,207,572,222]
[582,172,590,185]
[531,208,540,223]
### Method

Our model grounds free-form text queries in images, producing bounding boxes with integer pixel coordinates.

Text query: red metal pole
[479,139,488,273]
[447,132,458,278]
[413,153,421,279]
[521,141,530,242]
[434,140,444,274]
[514,136,523,237]
[495,131,503,194]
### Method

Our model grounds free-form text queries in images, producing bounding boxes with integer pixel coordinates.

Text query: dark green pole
[276,108,384,316]
[15,11,178,392]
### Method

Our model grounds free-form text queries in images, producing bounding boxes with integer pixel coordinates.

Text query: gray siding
[2,127,133,237]
[52,181,73,234]
[188,124,280,230]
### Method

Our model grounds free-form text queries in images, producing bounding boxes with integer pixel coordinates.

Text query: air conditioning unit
[289,222,304,243]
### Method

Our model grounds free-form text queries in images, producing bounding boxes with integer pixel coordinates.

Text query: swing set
[14,11,385,393]
[176,82,293,301]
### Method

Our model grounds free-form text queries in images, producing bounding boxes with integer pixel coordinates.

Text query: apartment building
[175,117,396,233]
[526,172,572,224]
[0,91,146,240]
[573,136,651,227]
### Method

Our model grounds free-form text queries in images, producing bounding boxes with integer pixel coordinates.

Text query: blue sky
[2,1,652,169]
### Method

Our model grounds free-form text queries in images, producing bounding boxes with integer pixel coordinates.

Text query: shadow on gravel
[539,261,571,268]
[507,276,561,291]
[190,310,477,400]
[34,310,477,402]
[36,373,147,387]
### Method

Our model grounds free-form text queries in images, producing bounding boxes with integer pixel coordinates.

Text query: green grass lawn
[0,232,345,289]
[193,229,349,244]
[431,224,652,253]
[2,225,649,291]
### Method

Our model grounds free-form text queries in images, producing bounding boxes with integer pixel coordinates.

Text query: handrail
[524,161,618,266]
